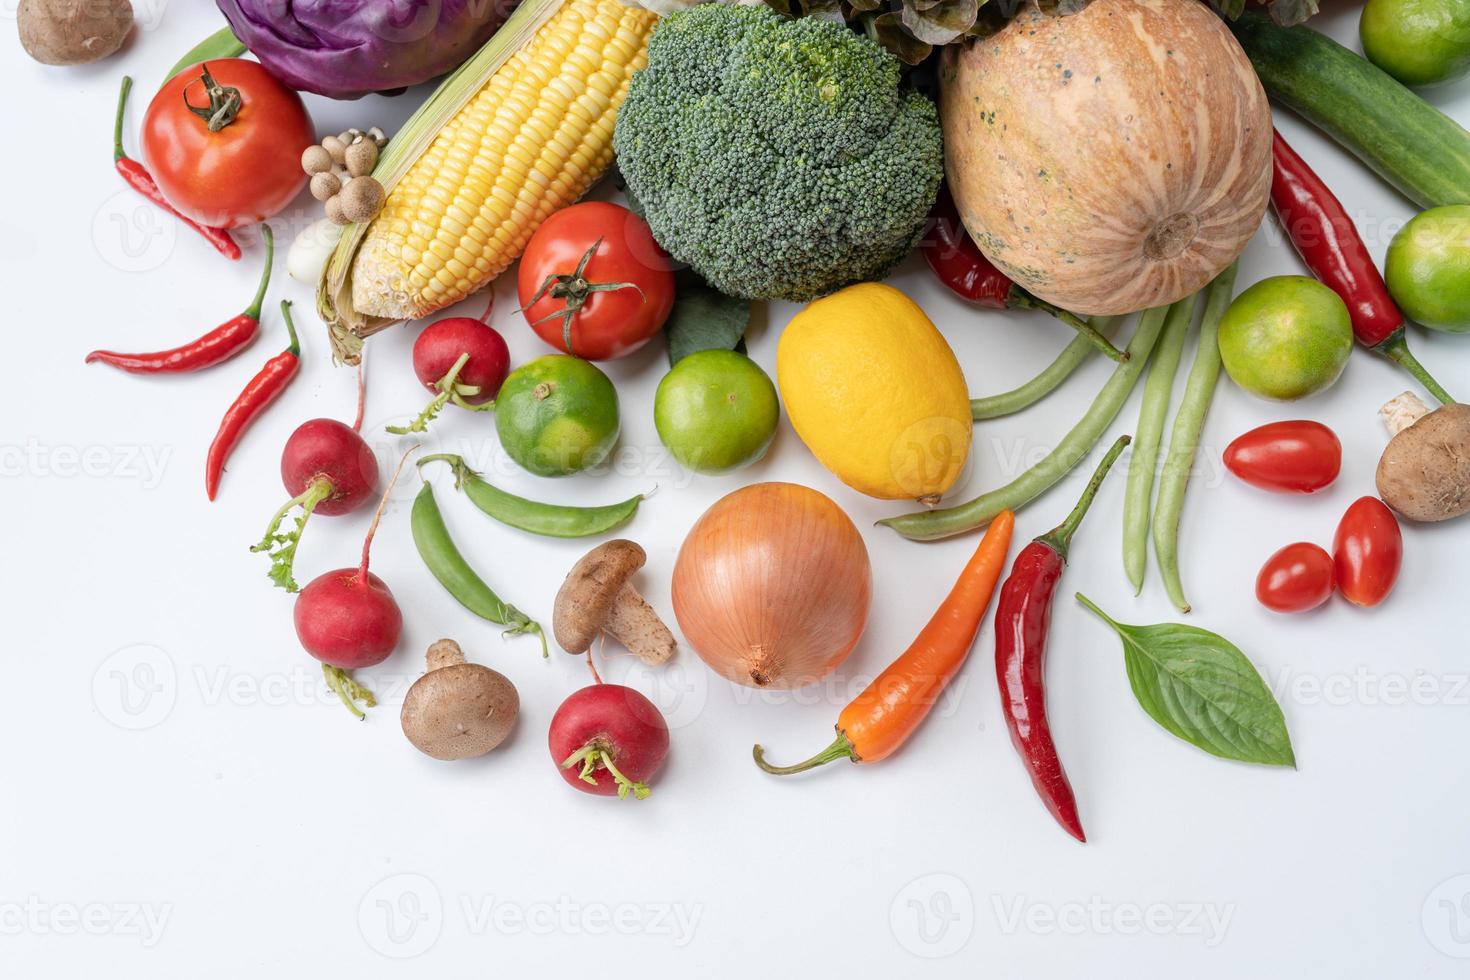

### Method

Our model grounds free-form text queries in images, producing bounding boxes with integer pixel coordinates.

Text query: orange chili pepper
[753,509,1015,774]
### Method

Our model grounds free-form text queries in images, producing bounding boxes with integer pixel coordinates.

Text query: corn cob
[319,0,657,361]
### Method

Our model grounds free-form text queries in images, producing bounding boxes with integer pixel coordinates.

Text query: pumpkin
[939,0,1271,316]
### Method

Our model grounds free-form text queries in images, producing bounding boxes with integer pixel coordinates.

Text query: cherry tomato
[1333,496,1403,608]
[1256,542,1336,613]
[518,202,675,361]
[142,59,313,229]
[1223,420,1341,494]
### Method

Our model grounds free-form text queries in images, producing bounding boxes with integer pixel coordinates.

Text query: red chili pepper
[995,435,1131,843]
[921,186,1127,362]
[1269,129,1452,404]
[87,225,273,373]
[206,299,302,501]
[112,76,240,262]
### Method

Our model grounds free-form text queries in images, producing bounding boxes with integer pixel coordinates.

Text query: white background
[4,2,1470,976]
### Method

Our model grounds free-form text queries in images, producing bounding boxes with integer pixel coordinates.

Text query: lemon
[777,283,972,502]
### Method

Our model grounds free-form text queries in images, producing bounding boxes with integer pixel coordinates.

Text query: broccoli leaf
[665,270,751,367]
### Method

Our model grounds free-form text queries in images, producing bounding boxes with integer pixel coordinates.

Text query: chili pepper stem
[1008,287,1128,362]
[279,300,301,356]
[1378,332,1455,405]
[113,76,133,162]
[752,733,859,775]
[322,664,376,720]
[242,225,274,321]
[1035,434,1131,560]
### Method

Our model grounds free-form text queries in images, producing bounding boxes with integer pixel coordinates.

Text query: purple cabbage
[216,0,518,100]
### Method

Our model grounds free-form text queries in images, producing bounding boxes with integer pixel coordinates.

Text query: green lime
[1386,205,1470,332]
[1218,276,1353,401]
[495,355,620,477]
[655,350,779,474]
[1361,0,1470,88]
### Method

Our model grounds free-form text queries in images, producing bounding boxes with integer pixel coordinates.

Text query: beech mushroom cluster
[301,127,388,226]
[553,541,676,667]
[1377,392,1470,523]
[400,639,519,760]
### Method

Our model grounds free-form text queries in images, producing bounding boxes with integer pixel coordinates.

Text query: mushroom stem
[1381,391,1434,437]
[426,638,467,671]
[603,583,677,667]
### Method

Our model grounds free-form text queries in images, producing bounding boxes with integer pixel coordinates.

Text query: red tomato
[1333,496,1403,608]
[1223,420,1341,494]
[142,59,313,229]
[1256,542,1336,613]
[518,202,675,360]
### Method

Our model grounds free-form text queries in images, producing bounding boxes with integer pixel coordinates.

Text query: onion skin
[672,483,872,690]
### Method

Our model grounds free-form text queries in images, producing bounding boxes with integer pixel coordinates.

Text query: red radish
[549,684,669,800]
[294,448,413,718]
[389,297,509,435]
[252,369,378,592]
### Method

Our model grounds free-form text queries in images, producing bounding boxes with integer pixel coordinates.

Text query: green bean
[1121,296,1197,593]
[971,316,1121,421]
[880,305,1172,541]
[410,483,549,656]
[1154,263,1238,614]
[419,453,643,538]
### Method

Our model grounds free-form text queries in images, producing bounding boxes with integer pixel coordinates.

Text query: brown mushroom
[553,540,676,667]
[309,171,341,203]
[400,639,519,760]
[301,145,333,176]
[1376,391,1470,523]
[338,176,385,224]
[344,138,379,178]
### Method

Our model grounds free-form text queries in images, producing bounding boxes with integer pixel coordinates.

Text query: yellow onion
[672,483,871,689]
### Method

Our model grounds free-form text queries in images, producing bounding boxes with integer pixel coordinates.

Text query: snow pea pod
[418,453,643,538]
[411,482,549,657]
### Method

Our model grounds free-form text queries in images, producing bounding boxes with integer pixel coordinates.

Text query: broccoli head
[613,5,943,303]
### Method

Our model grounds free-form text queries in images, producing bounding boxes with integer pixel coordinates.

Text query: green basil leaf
[1076,594,1295,768]
[665,270,751,367]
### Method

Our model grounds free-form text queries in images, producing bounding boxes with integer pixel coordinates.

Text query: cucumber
[1229,12,1470,209]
